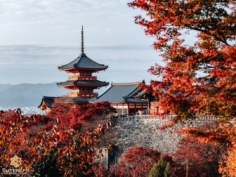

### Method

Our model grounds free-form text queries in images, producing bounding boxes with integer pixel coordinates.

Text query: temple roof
[38,96,90,110]
[38,96,55,109]
[59,97,89,103]
[57,80,109,88]
[124,98,148,103]
[58,53,108,71]
[73,97,90,103]
[91,81,147,103]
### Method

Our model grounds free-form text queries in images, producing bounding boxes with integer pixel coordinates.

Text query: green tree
[164,163,172,177]
[148,156,173,177]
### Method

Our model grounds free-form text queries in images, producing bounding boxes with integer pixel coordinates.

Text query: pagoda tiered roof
[58,53,108,72]
[57,80,109,88]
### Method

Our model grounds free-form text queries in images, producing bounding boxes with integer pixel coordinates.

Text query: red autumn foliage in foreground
[0,101,116,176]
[0,104,235,176]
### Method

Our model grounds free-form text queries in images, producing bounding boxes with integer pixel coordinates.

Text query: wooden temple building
[38,27,149,115]
[91,82,148,115]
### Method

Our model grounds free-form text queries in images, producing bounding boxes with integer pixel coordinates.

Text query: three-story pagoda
[57,26,109,102]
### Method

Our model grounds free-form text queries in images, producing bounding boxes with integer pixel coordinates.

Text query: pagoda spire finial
[81,26,84,53]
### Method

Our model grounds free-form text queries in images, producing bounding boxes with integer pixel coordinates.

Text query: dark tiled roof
[133,90,147,98]
[58,53,108,71]
[57,81,74,87]
[38,96,89,109]
[57,97,89,103]
[73,97,90,103]
[57,80,109,88]
[38,96,55,108]
[91,82,144,103]
[124,98,148,103]
[59,97,75,103]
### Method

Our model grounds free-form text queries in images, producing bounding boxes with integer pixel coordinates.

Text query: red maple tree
[172,136,224,177]
[128,1,236,176]
[128,0,236,118]
[0,101,116,176]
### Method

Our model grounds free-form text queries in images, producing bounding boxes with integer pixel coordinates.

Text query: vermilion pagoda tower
[57,26,109,101]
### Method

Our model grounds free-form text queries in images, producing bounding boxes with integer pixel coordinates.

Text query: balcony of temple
[67,91,98,98]
[68,75,97,81]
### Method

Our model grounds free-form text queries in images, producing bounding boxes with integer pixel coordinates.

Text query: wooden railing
[67,92,98,98]
[68,76,97,81]
[78,92,98,98]
[80,76,97,80]
[68,75,79,80]
[67,92,79,97]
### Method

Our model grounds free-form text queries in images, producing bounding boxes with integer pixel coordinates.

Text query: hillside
[0,83,67,107]
[0,84,12,92]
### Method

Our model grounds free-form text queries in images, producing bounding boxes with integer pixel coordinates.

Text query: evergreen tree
[164,162,173,177]
[148,162,158,177]
[148,156,173,177]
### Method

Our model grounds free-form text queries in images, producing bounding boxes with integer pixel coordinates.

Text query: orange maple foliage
[172,135,224,177]
[129,0,236,118]
[219,122,236,177]
[128,1,236,175]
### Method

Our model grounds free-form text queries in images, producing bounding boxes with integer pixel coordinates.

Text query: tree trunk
[186,160,189,177]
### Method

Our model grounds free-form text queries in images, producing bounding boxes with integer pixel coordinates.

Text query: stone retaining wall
[97,115,218,168]
[110,116,217,154]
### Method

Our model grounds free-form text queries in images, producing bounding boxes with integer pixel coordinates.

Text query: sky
[0,0,163,85]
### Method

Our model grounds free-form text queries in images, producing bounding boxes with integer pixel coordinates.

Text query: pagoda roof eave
[58,66,108,72]
[57,81,75,88]
[57,80,109,88]
[58,66,74,71]
[74,66,108,71]
[73,97,90,103]
[58,53,109,71]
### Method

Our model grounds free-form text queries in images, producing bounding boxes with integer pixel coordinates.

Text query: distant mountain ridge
[0,83,67,107]
[0,83,108,107]
[0,84,12,92]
